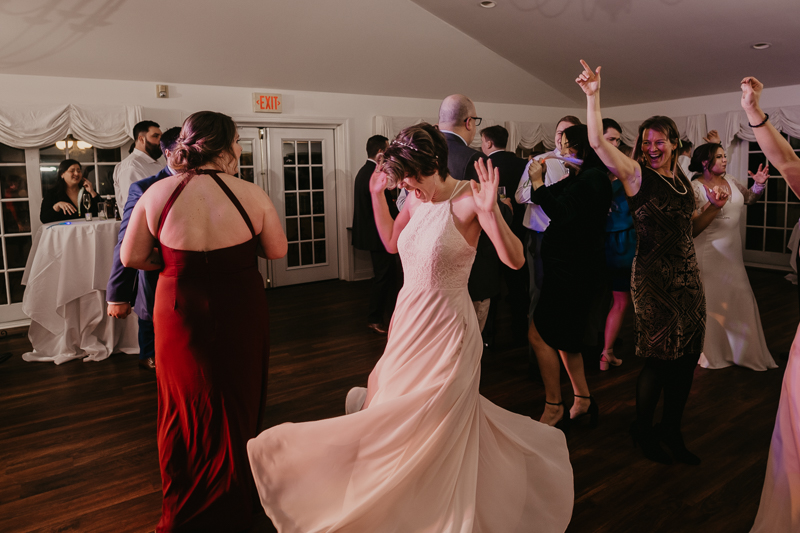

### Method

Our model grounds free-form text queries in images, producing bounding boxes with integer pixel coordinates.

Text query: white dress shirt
[113,148,163,209]
[514,150,569,232]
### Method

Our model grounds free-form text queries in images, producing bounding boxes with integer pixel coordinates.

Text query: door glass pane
[284,167,296,191]
[300,241,313,265]
[746,227,763,251]
[298,192,311,215]
[314,241,326,264]
[282,142,295,165]
[298,167,310,190]
[766,203,785,227]
[68,139,94,163]
[8,271,24,303]
[300,217,312,240]
[96,165,115,196]
[765,228,784,253]
[312,167,323,190]
[297,142,309,165]
[240,141,254,166]
[0,274,7,305]
[285,193,297,217]
[0,168,28,199]
[311,142,322,165]
[6,236,32,268]
[240,168,254,183]
[314,216,325,239]
[287,242,300,267]
[97,147,121,163]
[312,192,324,214]
[0,144,24,163]
[286,218,298,242]
[3,202,31,234]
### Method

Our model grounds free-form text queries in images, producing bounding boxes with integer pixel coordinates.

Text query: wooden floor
[0,267,795,532]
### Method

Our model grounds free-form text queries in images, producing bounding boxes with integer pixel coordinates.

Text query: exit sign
[253,93,282,113]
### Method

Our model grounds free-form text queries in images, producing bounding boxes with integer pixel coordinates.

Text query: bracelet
[749,113,769,128]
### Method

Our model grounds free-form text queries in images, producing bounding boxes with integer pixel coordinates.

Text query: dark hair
[558,115,582,127]
[53,159,82,194]
[679,139,693,156]
[366,135,389,159]
[602,118,622,135]
[160,127,182,153]
[170,112,238,172]
[562,125,608,175]
[480,125,509,149]
[688,143,724,179]
[133,120,160,142]
[380,123,449,187]
[631,116,688,182]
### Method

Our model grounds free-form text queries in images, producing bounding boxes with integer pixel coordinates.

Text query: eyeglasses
[465,116,482,126]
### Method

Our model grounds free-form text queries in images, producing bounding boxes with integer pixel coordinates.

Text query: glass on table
[498,186,507,199]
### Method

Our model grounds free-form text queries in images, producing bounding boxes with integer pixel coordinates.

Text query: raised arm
[473,159,524,269]
[576,60,642,196]
[741,77,800,195]
[369,168,411,254]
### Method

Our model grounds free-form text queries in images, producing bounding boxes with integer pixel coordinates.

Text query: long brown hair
[631,116,688,183]
[169,111,238,172]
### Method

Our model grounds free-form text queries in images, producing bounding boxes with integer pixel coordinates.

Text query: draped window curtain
[375,114,709,154]
[725,105,800,147]
[0,104,142,149]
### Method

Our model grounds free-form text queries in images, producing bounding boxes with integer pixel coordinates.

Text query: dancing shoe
[571,394,599,428]
[654,424,701,465]
[599,350,622,371]
[345,386,368,414]
[630,422,672,465]
[367,323,387,335]
[138,357,156,373]
[544,400,570,435]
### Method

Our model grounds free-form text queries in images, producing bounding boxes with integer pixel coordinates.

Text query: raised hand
[369,166,390,196]
[472,158,499,214]
[705,184,729,208]
[703,130,721,144]
[741,77,764,112]
[576,59,601,96]
[748,161,770,184]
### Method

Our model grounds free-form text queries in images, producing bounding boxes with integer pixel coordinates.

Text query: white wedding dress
[247,183,574,532]
[692,177,777,370]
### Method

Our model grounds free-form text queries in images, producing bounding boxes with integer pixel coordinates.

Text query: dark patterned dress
[627,166,706,360]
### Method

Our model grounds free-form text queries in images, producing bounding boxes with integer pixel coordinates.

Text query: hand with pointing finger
[576,59,602,96]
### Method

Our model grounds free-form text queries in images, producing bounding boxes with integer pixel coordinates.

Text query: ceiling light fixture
[751,42,772,50]
[479,1,496,8]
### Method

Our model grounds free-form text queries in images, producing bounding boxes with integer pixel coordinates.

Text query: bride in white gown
[690,139,777,371]
[247,123,573,533]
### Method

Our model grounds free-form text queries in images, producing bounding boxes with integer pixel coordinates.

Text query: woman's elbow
[265,239,288,260]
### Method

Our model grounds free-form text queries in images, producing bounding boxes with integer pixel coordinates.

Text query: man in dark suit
[106,127,181,372]
[480,125,530,343]
[352,135,398,334]
[438,94,511,340]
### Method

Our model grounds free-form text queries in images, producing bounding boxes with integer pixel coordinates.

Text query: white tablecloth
[21,219,138,364]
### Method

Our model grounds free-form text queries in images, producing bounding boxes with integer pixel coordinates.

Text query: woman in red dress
[122,111,287,532]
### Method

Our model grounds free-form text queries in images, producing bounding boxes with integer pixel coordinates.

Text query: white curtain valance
[0,104,142,149]
[725,105,800,148]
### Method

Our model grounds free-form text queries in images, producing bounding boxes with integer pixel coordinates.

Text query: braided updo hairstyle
[380,123,449,188]
[169,111,238,173]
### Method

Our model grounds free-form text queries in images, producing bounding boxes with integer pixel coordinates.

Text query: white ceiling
[0,0,797,108]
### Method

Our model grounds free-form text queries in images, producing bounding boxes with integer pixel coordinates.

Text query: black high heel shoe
[654,424,701,465]
[571,394,599,428]
[544,400,570,434]
[630,421,672,465]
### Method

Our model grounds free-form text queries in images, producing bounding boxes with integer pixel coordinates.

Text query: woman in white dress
[741,76,800,533]
[689,140,777,370]
[247,123,574,533]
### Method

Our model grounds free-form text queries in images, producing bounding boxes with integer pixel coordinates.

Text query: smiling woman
[577,59,706,466]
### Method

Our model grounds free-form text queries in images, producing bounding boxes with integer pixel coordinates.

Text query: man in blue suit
[106,127,181,372]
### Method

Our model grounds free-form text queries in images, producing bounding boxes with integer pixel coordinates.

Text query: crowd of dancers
[82,61,797,531]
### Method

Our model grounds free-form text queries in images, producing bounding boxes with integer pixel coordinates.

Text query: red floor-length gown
[154,169,269,532]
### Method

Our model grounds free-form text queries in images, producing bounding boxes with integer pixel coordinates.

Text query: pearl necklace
[654,170,688,195]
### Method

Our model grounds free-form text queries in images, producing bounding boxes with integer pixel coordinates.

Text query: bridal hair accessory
[391,139,438,159]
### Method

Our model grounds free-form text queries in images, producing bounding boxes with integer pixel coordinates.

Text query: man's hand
[107,302,132,319]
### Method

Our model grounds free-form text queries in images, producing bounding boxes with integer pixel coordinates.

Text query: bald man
[438,94,511,344]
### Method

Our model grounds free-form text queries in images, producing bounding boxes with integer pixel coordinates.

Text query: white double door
[238,127,338,287]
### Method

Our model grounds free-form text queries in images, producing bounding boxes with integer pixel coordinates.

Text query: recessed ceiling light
[480,1,496,8]
[751,42,772,50]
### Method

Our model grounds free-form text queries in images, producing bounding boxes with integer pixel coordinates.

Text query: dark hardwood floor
[0,267,794,532]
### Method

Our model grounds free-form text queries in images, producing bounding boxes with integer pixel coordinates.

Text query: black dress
[531,167,612,353]
[626,167,705,360]
[40,187,99,223]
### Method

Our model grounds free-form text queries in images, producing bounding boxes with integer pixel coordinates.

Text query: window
[39,135,124,199]
[745,135,800,255]
[0,142,32,304]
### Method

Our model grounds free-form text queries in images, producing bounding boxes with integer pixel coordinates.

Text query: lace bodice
[397,184,476,290]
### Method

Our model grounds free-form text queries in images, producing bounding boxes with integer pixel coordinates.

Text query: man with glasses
[438,94,511,343]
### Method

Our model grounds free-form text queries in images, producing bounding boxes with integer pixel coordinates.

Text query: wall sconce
[156,84,169,98]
